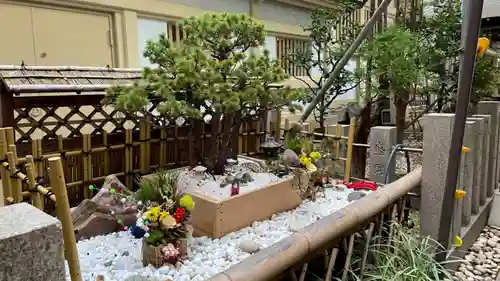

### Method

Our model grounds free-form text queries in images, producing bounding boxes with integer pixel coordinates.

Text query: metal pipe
[436,0,484,261]
[300,0,393,122]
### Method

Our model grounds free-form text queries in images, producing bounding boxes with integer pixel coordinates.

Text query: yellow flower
[159,211,169,220]
[310,151,321,160]
[299,156,312,166]
[144,211,157,221]
[306,163,317,172]
[146,206,160,221]
[179,194,195,211]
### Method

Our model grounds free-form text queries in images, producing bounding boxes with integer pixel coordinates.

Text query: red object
[231,183,240,196]
[173,207,186,223]
[344,180,377,191]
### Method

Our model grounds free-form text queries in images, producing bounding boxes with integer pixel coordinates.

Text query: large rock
[71,175,137,240]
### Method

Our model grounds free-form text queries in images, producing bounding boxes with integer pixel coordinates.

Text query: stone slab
[473,114,491,205]
[0,203,65,281]
[369,126,397,184]
[460,121,477,225]
[477,102,500,197]
[421,113,454,242]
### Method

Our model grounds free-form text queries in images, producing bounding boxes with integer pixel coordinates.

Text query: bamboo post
[82,134,91,199]
[48,156,83,281]
[5,127,14,147]
[343,118,356,182]
[139,120,147,174]
[26,155,42,209]
[159,128,167,167]
[125,129,133,188]
[335,124,341,160]
[274,109,282,141]
[102,131,109,176]
[7,145,22,203]
[284,118,290,147]
[146,118,151,170]
[0,129,12,204]
[32,139,44,209]
[57,135,64,167]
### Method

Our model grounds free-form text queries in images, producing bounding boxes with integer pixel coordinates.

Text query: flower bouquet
[132,171,195,267]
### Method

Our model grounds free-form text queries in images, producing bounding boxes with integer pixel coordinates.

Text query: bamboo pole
[57,135,64,166]
[103,132,109,176]
[82,134,90,199]
[7,145,22,203]
[284,118,290,147]
[26,156,43,209]
[343,118,356,182]
[0,129,12,204]
[335,124,341,160]
[146,118,151,170]
[139,120,147,174]
[5,127,14,147]
[274,109,282,141]
[125,129,133,188]
[47,156,82,281]
[159,128,167,167]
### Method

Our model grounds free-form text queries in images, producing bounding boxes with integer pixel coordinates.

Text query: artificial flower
[173,207,186,223]
[310,151,321,160]
[306,163,317,172]
[159,211,170,220]
[145,211,157,222]
[179,194,195,211]
[299,155,312,166]
[160,215,177,229]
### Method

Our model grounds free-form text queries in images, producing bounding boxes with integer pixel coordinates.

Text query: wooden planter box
[190,176,300,238]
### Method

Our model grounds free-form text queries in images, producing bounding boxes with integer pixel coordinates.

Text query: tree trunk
[214,114,233,175]
[230,111,242,159]
[189,119,203,166]
[206,113,222,174]
[394,90,409,144]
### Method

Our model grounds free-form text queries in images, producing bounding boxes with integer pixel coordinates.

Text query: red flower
[173,207,186,223]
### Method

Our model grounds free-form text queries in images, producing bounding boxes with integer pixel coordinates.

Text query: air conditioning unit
[381,109,392,125]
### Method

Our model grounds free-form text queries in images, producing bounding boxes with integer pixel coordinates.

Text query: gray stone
[421,113,454,244]
[0,203,65,281]
[473,114,492,204]
[123,275,149,281]
[347,191,366,202]
[239,240,260,254]
[477,101,500,197]
[460,120,477,225]
[369,126,397,184]
[283,149,299,166]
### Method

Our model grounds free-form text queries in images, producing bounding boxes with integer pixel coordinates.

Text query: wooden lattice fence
[0,65,269,212]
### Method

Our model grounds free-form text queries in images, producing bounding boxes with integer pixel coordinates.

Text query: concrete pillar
[477,101,500,196]
[460,120,477,226]
[467,117,486,211]
[420,113,454,242]
[369,126,397,184]
[472,114,491,205]
[0,203,65,281]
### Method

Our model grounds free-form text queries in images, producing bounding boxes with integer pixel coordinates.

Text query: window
[137,18,188,67]
[276,36,311,76]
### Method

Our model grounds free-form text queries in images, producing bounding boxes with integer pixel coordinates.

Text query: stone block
[0,203,65,281]
[460,121,477,225]
[472,114,491,205]
[369,126,397,184]
[421,113,454,242]
[477,101,500,196]
[467,117,486,211]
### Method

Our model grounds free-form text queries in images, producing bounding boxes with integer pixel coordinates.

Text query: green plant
[289,2,364,130]
[342,224,455,281]
[135,170,179,204]
[106,13,302,175]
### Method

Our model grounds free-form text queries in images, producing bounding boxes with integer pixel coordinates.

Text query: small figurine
[231,182,240,196]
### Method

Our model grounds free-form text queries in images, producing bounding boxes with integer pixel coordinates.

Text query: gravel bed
[66,187,361,281]
[454,225,500,281]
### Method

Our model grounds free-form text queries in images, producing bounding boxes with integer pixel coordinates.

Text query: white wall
[257,1,311,27]
[137,18,168,67]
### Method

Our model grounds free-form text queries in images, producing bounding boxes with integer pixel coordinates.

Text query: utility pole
[436,0,484,261]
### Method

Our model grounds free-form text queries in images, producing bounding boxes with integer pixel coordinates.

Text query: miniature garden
[68,12,375,281]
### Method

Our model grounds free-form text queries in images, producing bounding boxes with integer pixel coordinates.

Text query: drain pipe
[300,0,393,122]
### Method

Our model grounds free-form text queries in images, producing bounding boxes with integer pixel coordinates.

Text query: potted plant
[133,171,195,267]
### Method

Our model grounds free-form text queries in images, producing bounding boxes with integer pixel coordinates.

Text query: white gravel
[67,187,359,281]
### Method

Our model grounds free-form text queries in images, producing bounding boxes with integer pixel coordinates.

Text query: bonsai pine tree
[106,13,302,175]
